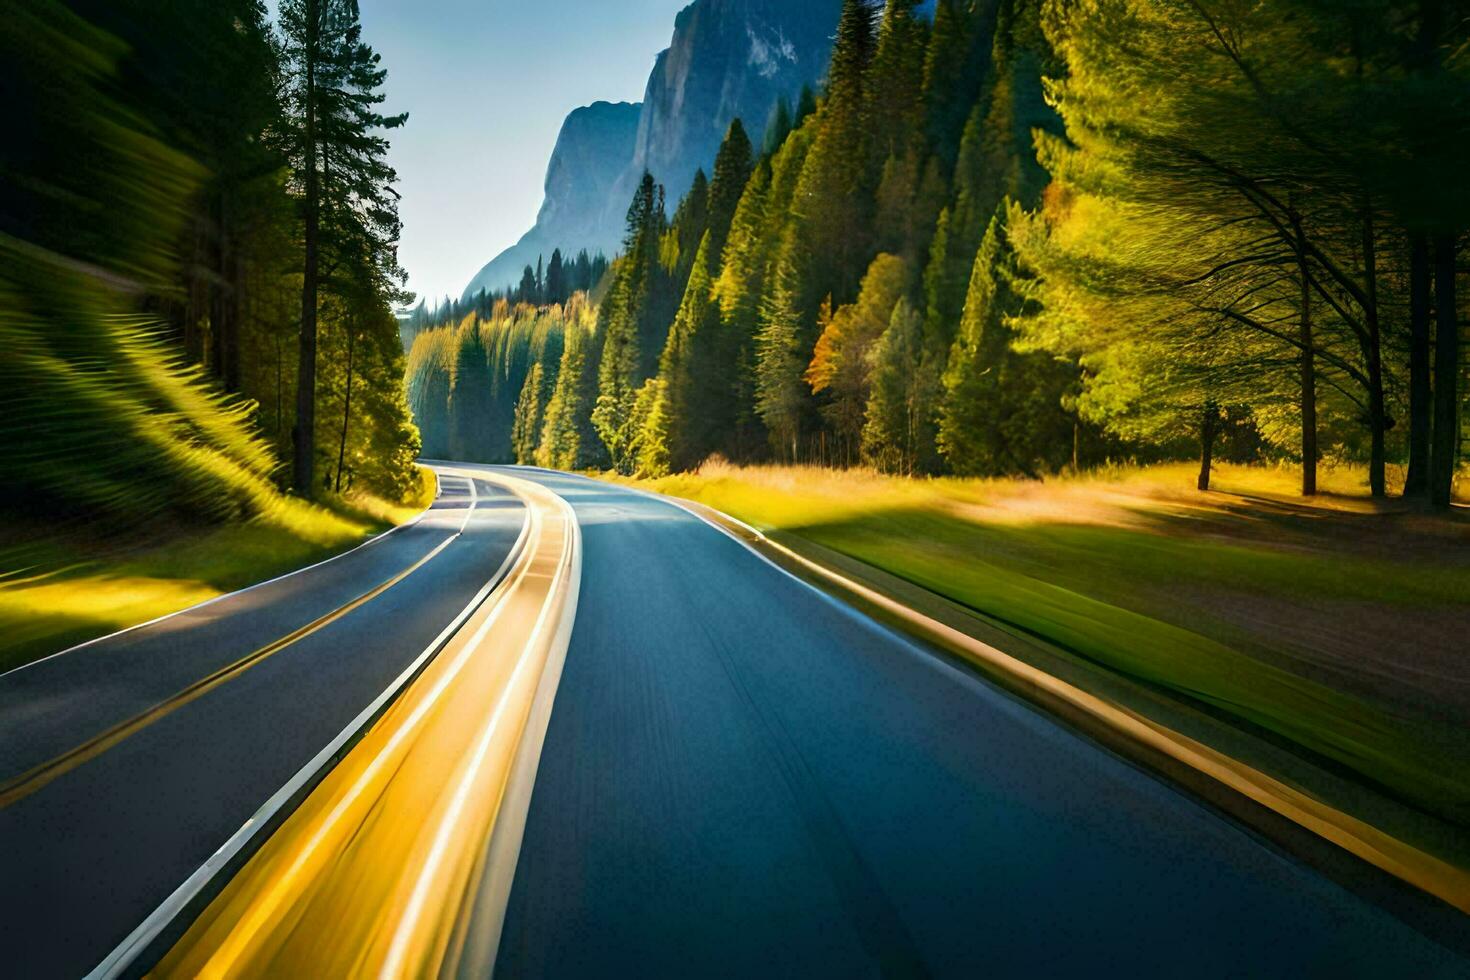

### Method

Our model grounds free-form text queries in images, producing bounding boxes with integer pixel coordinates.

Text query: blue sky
[322,1,693,305]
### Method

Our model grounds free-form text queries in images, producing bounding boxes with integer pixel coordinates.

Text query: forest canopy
[410,0,1468,508]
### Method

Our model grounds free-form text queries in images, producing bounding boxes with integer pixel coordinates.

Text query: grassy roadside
[0,466,437,674]
[609,461,1470,828]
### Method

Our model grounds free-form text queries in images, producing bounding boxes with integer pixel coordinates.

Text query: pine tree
[592,173,666,472]
[573,250,593,293]
[711,161,774,458]
[537,313,604,470]
[969,0,1057,216]
[653,234,725,471]
[795,85,819,127]
[764,98,794,156]
[866,0,933,260]
[934,211,1076,478]
[279,0,406,496]
[755,228,813,461]
[868,0,929,161]
[88,0,286,393]
[518,264,538,305]
[632,378,672,477]
[723,108,823,460]
[665,169,709,288]
[792,0,880,305]
[405,330,452,458]
[939,211,1048,475]
[450,320,494,461]
[921,205,962,354]
[537,329,584,470]
[511,361,548,464]
[920,0,1059,378]
[545,248,568,305]
[712,162,771,341]
[921,0,981,170]
[863,298,934,474]
[706,120,755,264]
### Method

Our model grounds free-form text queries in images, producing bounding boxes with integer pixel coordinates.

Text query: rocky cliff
[463,0,843,300]
[600,0,845,233]
[463,100,640,300]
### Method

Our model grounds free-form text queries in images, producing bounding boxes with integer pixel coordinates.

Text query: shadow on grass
[1142,487,1470,567]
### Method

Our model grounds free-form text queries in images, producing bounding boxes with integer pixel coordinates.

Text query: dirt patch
[1158,583,1470,725]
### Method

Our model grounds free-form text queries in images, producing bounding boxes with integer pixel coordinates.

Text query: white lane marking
[194,502,542,972]
[587,472,1470,917]
[457,472,479,534]
[87,474,529,979]
[540,468,877,631]
[188,478,546,975]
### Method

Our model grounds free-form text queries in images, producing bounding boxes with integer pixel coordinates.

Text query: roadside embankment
[0,466,437,674]
[604,460,1470,911]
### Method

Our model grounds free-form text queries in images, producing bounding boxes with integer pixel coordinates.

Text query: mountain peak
[462,100,640,300]
[462,0,842,300]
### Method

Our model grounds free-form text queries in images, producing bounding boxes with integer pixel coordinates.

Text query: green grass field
[616,461,1470,826]
[0,467,436,674]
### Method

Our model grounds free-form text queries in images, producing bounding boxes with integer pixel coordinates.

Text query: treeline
[405,249,609,336]
[421,0,1468,507]
[1,0,420,538]
[405,296,595,464]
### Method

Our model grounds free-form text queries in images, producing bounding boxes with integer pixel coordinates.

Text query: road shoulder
[633,484,1470,942]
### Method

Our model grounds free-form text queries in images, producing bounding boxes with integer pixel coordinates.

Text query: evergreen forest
[408,0,1469,508]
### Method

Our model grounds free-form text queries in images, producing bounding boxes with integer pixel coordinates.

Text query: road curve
[487,466,1465,979]
[0,464,1464,978]
[151,467,580,978]
[0,472,525,978]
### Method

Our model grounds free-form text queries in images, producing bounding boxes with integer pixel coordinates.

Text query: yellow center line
[189,506,544,976]
[149,469,581,979]
[379,498,568,976]
[0,500,479,811]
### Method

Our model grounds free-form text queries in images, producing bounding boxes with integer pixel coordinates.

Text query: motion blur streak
[0,530,460,811]
[151,469,579,977]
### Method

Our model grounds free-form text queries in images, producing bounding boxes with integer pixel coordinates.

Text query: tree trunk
[1407,1,1446,500]
[1292,209,1317,496]
[292,0,320,497]
[1430,233,1461,508]
[222,215,242,393]
[1361,209,1386,498]
[335,327,356,494]
[207,193,224,382]
[210,190,242,393]
[1198,402,1219,492]
[275,333,284,444]
[1406,232,1433,498]
[184,218,206,365]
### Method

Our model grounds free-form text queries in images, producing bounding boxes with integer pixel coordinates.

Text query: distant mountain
[462,101,640,301]
[463,0,844,300]
[599,0,846,236]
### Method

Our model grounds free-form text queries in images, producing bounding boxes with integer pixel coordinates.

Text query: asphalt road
[1,465,1464,977]
[0,473,525,978]
[487,467,1465,979]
